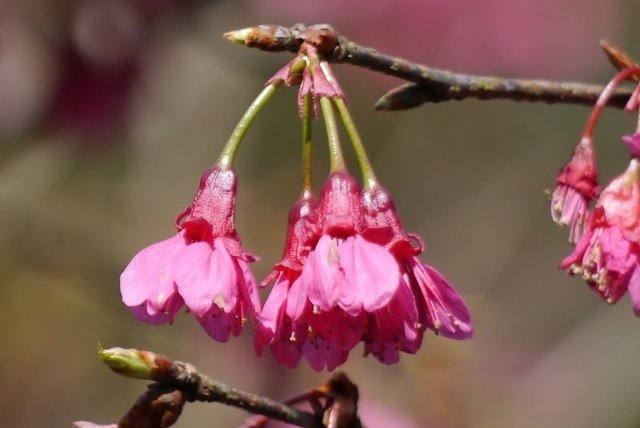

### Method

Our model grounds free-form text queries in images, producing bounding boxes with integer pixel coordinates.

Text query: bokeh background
[3,1,640,427]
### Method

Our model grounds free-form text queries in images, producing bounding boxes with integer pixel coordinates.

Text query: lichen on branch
[224,23,634,110]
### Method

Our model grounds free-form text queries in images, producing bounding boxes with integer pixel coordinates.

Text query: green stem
[333,98,378,188]
[319,96,346,171]
[301,94,313,190]
[217,83,280,169]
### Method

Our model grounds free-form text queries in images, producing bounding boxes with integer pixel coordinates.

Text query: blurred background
[2,1,640,427]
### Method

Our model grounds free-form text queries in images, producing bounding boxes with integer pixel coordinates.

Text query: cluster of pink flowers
[122,165,472,370]
[255,173,471,370]
[120,27,473,370]
[551,66,640,315]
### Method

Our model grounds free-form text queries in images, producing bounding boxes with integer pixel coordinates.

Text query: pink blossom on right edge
[561,157,640,314]
[360,184,473,363]
[550,136,599,244]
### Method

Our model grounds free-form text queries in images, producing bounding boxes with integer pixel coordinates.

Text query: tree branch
[165,360,320,427]
[224,24,634,110]
[94,346,322,428]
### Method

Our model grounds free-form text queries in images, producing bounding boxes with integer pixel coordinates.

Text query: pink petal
[600,227,636,275]
[560,223,592,269]
[285,272,310,320]
[301,336,349,372]
[424,264,473,339]
[340,235,400,313]
[306,235,343,311]
[129,297,183,326]
[258,274,289,335]
[311,308,364,352]
[259,274,307,366]
[365,279,421,364]
[270,341,303,368]
[237,258,261,314]
[627,264,640,316]
[413,260,473,339]
[120,233,185,307]
[172,238,237,316]
[197,303,244,343]
[599,160,640,242]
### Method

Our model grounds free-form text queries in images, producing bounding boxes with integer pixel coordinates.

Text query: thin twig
[96,346,322,428]
[224,24,634,111]
[164,361,321,427]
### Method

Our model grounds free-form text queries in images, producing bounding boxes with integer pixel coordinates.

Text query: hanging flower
[561,158,640,313]
[360,184,472,363]
[254,191,321,368]
[120,167,261,341]
[256,172,402,370]
[550,136,599,243]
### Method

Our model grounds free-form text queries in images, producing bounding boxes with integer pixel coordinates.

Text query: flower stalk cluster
[551,50,640,315]
[120,24,472,371]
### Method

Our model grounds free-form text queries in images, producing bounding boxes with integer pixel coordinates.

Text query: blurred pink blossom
[0,0,202,139]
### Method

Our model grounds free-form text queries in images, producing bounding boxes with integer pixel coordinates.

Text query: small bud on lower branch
[97,344,172,380]
[93,345,322,427]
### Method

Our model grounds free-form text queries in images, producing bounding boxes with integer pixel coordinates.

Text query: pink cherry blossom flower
[255,191,321,368]
[360,184,473,357]
[256,172,401,370]
[121,167,261,341]
[561,159,640,313]
[550,136,599,244]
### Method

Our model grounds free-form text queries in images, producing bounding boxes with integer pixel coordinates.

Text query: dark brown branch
[224,24,634,110]
[163,361,321,427]
[95,346,321,428]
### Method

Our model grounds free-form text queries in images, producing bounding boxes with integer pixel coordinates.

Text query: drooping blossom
[121,167,261,341]
[256,171,402,370]
[561,158,640,314]
[255,191,321,368]
[360,184,472,363]
[550,136,598,243]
